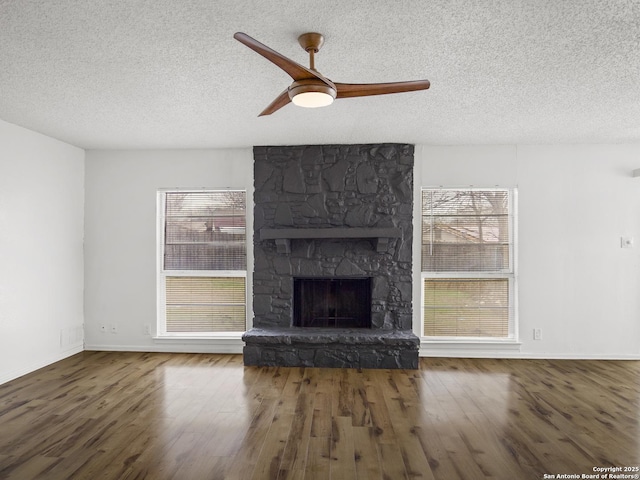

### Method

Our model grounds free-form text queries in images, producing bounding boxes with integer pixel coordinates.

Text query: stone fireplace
[242,144,419,369]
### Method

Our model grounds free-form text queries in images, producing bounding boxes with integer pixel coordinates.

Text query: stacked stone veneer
[243,143,419,369]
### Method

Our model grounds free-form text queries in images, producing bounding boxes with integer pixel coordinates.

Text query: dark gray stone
[291,240,315,258]
[356,163,379,194]
[307,193,328,217]
[301,145,323,164]
[370,145,397,161]
[242,328,418,369]
[253,294,271,316]
[273,256,292,275]
[399,313,413,330]
[323,158,350,192]
[397,281,412,302]
[298,202,317,218]
[335,258,366,276]
[243,327,419,345]
[383,311,397,329]
[283,163,306,193]
[254,204,266,231]
[250,144,416,369]
[344,204,374,227]
[254,161,274,191]
[396,237,412,263]
[319,241,346,258]
[391,172,412,203]
[372,277,389,299]
[371,311,385,329]
[253,248,270,272]
[292,258,323,276]
[242,345,260,365]
[274,203,294,226]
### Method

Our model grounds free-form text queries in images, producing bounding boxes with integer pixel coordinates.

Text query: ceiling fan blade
[335,80,430,99]
[258,88,292,116]
[234,32,330,84]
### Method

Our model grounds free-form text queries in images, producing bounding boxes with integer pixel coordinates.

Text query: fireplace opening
[293,277,372,328]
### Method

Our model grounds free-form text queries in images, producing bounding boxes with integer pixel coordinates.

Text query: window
[158,190,247,335]
[421,189,516,340]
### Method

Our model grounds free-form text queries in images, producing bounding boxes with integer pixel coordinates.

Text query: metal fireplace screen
[293,277,372,328]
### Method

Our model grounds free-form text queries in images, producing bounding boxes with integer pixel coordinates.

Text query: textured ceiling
[1,0,639,149]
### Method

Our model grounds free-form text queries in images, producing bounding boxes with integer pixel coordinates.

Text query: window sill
[151,335,244,354]
[153,334,243,342]
[420,338,522,358]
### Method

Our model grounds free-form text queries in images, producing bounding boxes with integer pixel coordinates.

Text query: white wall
[0,120,85,384]
[84,144,640,359]
[417,144,640,358]
[84,149,253,353]
[0,132,633,381]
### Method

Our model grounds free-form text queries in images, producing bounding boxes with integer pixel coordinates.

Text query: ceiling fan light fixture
[289,80,337,108]
[292,91,334,108]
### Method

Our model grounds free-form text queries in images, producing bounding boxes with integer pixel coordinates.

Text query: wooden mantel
[259,227,402,254]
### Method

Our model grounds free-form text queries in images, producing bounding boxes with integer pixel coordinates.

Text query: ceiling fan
[233,32,430,116]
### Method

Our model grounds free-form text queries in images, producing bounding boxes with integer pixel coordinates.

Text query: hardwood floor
[0,352,638,479]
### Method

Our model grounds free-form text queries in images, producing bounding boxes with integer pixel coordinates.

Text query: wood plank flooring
[0,352,638,479]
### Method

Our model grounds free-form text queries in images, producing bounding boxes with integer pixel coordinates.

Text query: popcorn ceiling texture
[0,0,639,149]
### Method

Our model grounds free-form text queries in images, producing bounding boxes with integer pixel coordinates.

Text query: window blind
[421,190,511,272]
[423,279,509,337]
[165,276,246,332]
[164,191,246,271]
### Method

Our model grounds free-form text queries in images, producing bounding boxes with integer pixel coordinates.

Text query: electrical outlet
[533,328,542,340]
[144,324,151,336]
[110,323,118,334]
[100,324,107,333]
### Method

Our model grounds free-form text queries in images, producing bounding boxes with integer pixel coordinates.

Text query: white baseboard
[84,340,244,355]
[0,345,84,386]
[420,346,640,360]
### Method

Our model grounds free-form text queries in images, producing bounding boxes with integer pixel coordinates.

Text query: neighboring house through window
[157,190,247,335]
[421,188,517,340]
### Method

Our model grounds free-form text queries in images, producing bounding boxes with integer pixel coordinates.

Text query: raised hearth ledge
[259,227,402,254]
[242,327,419,369]
[243,327,419,345]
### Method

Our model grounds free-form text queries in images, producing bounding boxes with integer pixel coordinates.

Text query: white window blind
[164,191,246,271]
[423,278,509,337]
[421,189,516,340]
[159,190,247,335]
[422,190,511,272]
[165,276,246,333]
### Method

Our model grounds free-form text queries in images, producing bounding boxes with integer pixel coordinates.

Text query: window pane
[164,191,246,271]
[422,190,511,272]
[166,276,246,332]
[423,279,510,338]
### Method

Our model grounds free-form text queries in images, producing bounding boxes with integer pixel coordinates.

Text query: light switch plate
[621,237,634,248]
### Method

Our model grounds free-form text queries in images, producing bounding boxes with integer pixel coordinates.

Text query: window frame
[156,189,248,338]
[420,187,518,342]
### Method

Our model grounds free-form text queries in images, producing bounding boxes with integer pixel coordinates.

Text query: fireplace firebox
[293,278,371,328]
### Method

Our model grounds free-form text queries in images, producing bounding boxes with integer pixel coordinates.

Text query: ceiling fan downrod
[298,32,324,71]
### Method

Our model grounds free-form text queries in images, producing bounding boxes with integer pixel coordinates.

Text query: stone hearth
[243,143,419,369]
[243,328,418,369]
